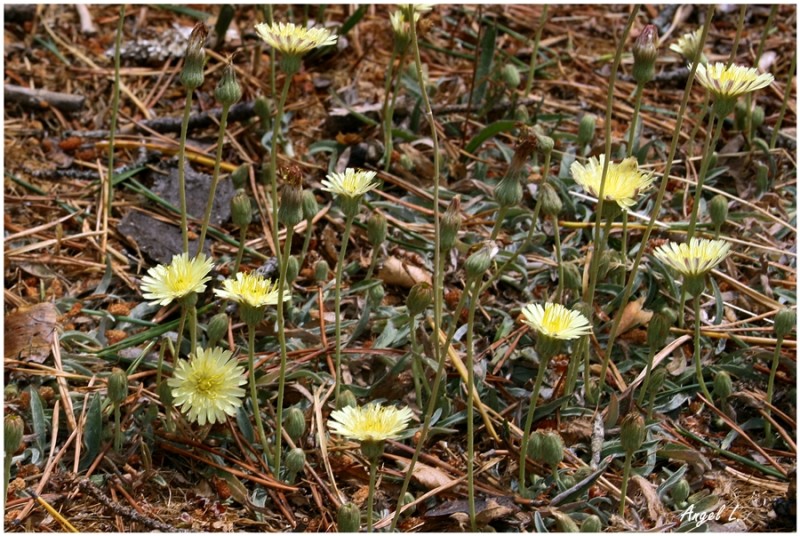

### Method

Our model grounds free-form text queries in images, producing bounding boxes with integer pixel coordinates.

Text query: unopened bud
[751,105,765,129]
[407,282,433,316]
[553,511,580,532]
[231,189,252,228]
[215,61,242,107]
[284,407,306,441]
[577,114,596,148]
[494,175,523,208]
[620,412,646,455]
[465,243,497,281]
[279,183,304,228]
[368,282,385,305]
[585,377,600,405]
[734,101,748,131]
[285,255,300,284]
[709,194,728,232]
[755,161,769,192]
[647,312,670,350]
[562,263,582,291]
[285,447,306,476]
[367,212,387,248]
[501,63,521,88]
[774,308,796,339]
[108,368,128,405]
[302,191,319,221]
[540,431,564,468]
[399,492,416,515]
[440,196,462,253]
[206,312,229,346]
[671,478,691,504]
[526,431,543,460]
[713,370,733,401]
[632,24,658,85]
[539,182,562,217]
[649,367,667,394]
[5,414,24,456]
[230,164,249,190]
[336,389,357,410]
[181,23,207,90]
[337,502,361,532]
[314,259,329,282]
[581,514,602,532]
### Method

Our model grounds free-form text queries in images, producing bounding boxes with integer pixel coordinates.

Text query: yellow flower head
[140,253,213,306]
[213,272,288,309]
[669,29,707,63]
[254,22,337,57]
[168,347,246,426]
[653,238,731,277]
[328,403,414,443]
[695,62,774,100]
[521,303,592,341]
[390,10,419,39]
[321,168,380,199]
[570,156,656,209]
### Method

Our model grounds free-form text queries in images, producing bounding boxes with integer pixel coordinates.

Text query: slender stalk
[618,453,633,517]
[637,347,657,406]
[247,323,271,457]
[333,213,356,405]
[747,5,778,142]
[197,103,232,249]
[619,211,628,286]
[524,6,548,97]
[519,354,550,493]
[233,226,247,274]
[382,46,399,172]
[646,375,659,421]
[692,295,714,403]
[273,226,295,476]
[686,111,723,240]
[465,280,482,531]
[175,306,188,360]
[770,51,796,150]
[409,315,424,407]
[626,83,645,158]
[596,6,715,392]
[300,216,313,263]
[187,303,198,356]
[106,5,125,248]
[177,95,194,255]
[155,340,168,392]
[113,405,122,452]
[727,5,748,68]
[553,215,564,303]
[269,71,294,261]
[764,334,785,442]
[364,247,380,281]
[366,457,379,532]
[491,206,509,241]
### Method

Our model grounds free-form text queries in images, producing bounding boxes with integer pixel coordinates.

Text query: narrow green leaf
[29,388,47,456]
[83,394,103,464]
[465,120,516,155]
[470,22,496,109]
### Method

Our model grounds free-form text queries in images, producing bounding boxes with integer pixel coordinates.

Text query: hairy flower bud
[284,407,306,443]
[577,114,596,148]
[540,182,563,217]
[581,515,602,532]
[206,312,229,346]
[709,194,728,233]
[713,370,733,402]
[215,61,242,107]
[302,190,319,221]
[734,101,748,131]
[336,389,357,410]
[494,175,523,208]
[285,255,300,284]
[369,282,385,306]
[540,431,564,469]
[632,24,658,85]
[279,183,304,228]
[774,308,796,339]
[501,63,521,88]
[649,367,667,395]
[285,447,306,475]
[647,312,670,350]
[337,502,361,532]
[440,196,462,253]
[314,259,329,282]
[231,189,252,228]
[108,368,128,406]
[672,478,691,505]
[526,430,543,461]
[407,282,433,317]
[367,212,387,248]
[230,164,249,190]
[562,263,582,291]
[465,242,498,281]
[181,23,207,90]
[751,105,765,129]
[620,412,646,455]
[5,414,24,457]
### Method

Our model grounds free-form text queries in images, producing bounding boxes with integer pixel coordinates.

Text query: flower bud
[577,114,596,148]
[279,183,304,228]
[649,367,667,395]
[647,312,670,350]
[231,189,252,228]
[734,101,748,131]
[5,414,24,457]
[494,175,523,208]
[632,24,658,85]
[562,263,582,291]
[751,105,765,129]
[540,431,564,469]
[585,377,600,405]
[501,63,521,88]
[465,243,497,281]
[302,191,319,221]
[581,514,602,532]
[407,282,433,317]
[709,194,728,232]
[671,478,691,505]
[336,389,358,410]
[713,370,733,402]
[284,407,306,441]
[515,104,530,122]
[619,412,646,455]
[108,368,128,406]
[215,61,242,107]
[206,312,229,346]
[368,282,385,306]
[314,259,330,282]
[285,255,300,284]
[526,430,543,461]
[755,161,769,193]
[440,196,462,253]
[399,492,416,515]
[285,447,306,475]
[337,502,361,532]
[539,182,562,217]
[181,23,207,90]
[532,127,554,157]
[367,212,387,248]
[553,511,580,532]
[774,308,796,339]
[230,164,249,190]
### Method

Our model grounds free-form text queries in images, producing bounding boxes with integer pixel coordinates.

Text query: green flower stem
[519,352,551,493]
[409,315,425,408]
[300,216,313,264]
[364,246,380,281]
[155,341,168,392]
[113,404,122,452]
[626,83,645,158]
[553,215,564,303]
[595,7,715,392]
[618,452,633,517]
[619,211,628,286]
[382,46,399,172]
[175,306,188,360]
[685,92,710,164]
[187,303,198,357]
[233,226,247,275]
[524,5,548,97]
[727,5,747,68]
[106,5,125,224]
[747,5,778,142]
[491,206,509,241]
[273,225,295,477]
[366,455,379,532]
[583,6,639,310]
[692,294,714,403]
[333,212,357,405]
[686,110,724,241]
[646,376,659,421]
[247,322,271,457]
[637,347,658,406]
[764,333,785,443]
[268,66,295,262]
[197,103,232,250]
[177,94,195,255]
[770,51,796,150]
[465,278,482,531]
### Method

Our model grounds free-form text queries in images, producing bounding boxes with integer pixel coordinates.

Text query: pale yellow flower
[653,238,731,277]
[254,22,337,56]
[670,29,707,63]
[321,168,380,199]
[570,156,655,209]
[329,403,414,443]
[168,347,246,426]
[521,303,592,341]
[213,272,288,309]
[140,253,213,306]
[695,62,774,100]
